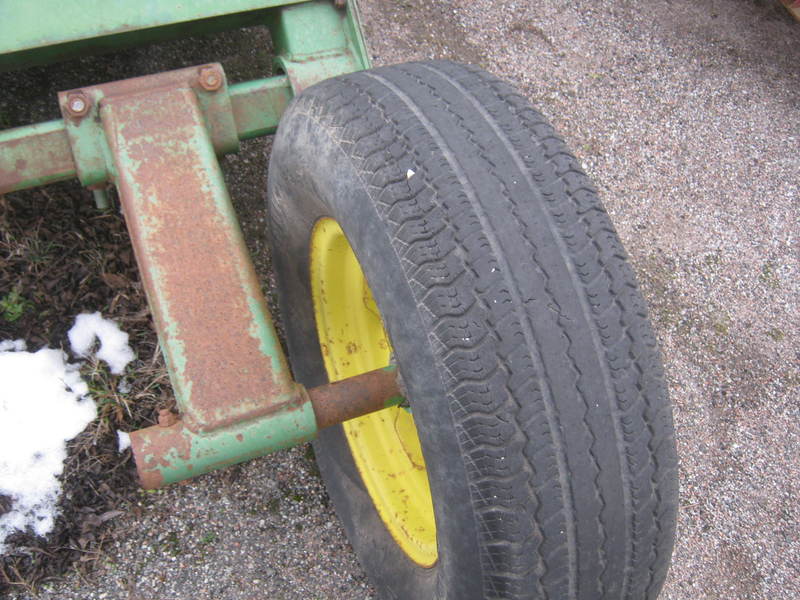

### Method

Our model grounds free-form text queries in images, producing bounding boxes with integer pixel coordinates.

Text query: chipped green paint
[131,399,317,488]
[384,395,405,409]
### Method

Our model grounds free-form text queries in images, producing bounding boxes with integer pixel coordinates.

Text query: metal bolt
[157,408,179,427]
[65,92,90,117]
[198,67,223,92]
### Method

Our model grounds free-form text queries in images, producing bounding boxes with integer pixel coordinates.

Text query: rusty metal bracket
[57,63,239,187]
[85,64,312,487]
[95,66,295,432]
[0,74,294,194]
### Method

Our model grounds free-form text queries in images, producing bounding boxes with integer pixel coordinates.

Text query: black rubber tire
[266,61,678,600]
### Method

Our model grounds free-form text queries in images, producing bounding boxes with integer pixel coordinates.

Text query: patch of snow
[406,168,415,179]
[117,380,131,394]
[68,312,134,374]
[0,344,97,554]
[116,431,131,453]
[0,340,26,352]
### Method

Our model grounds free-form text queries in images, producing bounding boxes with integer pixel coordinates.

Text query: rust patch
[308,367,401,430]
[130,422,192,490]
[64,92,91,118]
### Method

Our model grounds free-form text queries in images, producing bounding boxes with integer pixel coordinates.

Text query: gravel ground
[3,0,799,599]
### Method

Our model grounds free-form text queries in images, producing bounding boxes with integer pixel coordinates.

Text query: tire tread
[283,61,677,600]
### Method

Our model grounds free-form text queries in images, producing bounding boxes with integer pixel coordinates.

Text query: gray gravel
[6,0,800,598]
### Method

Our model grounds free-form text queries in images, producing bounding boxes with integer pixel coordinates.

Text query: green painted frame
[0,0,385,488]
[0,0,306,71]
[0,0,371,194]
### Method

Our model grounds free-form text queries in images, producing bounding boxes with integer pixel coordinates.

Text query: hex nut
[199,67,223,92]
[65,92,91,117]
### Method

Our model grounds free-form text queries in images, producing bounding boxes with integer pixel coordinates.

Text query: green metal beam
[267,1,371,93]
[229,76,294,140]
[0,120,76,193]
[0,0,307,71]
[0,72,295,194]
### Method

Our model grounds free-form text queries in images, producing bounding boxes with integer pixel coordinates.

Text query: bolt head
[199,67,223,92]
[65,92,90,117]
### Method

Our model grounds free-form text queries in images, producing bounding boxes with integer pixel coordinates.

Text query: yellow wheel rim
[309,218,438,567]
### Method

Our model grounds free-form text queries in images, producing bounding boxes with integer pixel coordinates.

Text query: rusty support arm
[73,64,402,489]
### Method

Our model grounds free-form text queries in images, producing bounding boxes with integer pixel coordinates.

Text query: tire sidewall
[267,107,484,600]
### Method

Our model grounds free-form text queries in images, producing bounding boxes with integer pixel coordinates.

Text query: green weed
[200,532,217,545]
[1,289,30,322]
[767,328,785,342]
[759,261,780,289]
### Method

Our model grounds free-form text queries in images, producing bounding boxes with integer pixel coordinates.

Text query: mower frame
[0,0,399,488]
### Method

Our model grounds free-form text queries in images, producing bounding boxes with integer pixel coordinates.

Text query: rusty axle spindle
[308,366,404,430]
[130,367,403,489]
